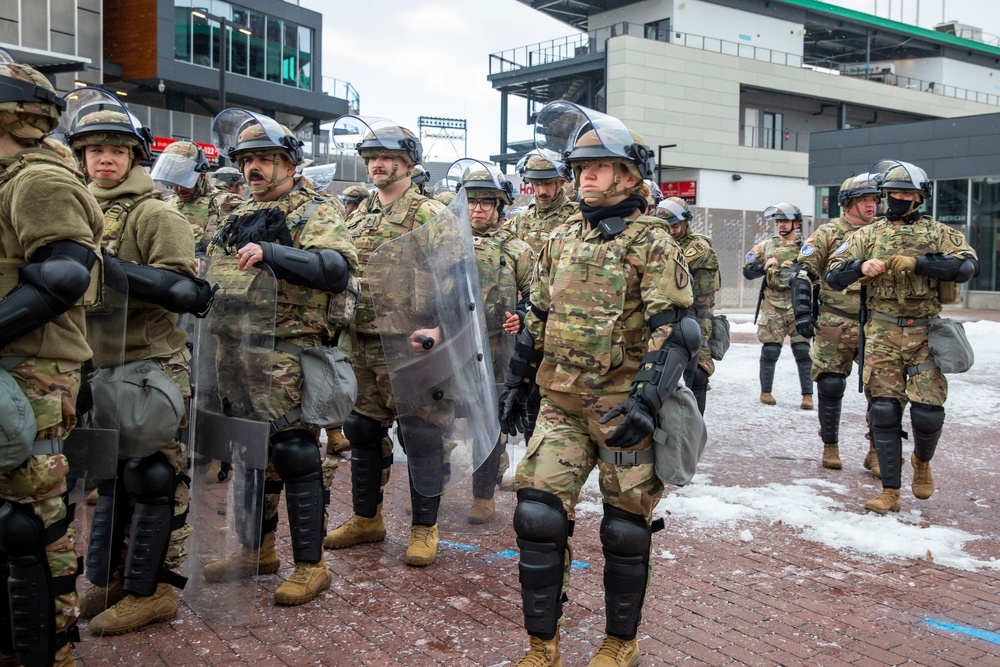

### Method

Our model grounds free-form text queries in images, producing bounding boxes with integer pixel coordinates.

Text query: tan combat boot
[759,392,776,405]
[800,394,814,410]
[588,635,640,667]
[863,443,881,479]
[274,560,331,606]
[85,487,99,506]
[516,634,562,667]
[79,574,127,618]
[821,444,842,470]
[864,488,901,514]
[202,532,280,582]
[467,497,495,524]
[405,524,439,567]
[52,644,75,667]
[88,583,177,635]
[323,512,386,549]
[911,454,934,499]
[325,429,350,456]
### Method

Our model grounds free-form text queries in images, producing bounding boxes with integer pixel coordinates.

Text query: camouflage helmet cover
[410,164,430,184]
[67,109,151,158]
[333,115,422,164]
[449,159,514,205]
[339,184,369,204]
[516,149,570,181]
[764,202,802,222]
[212,166,244,187]
[837,171,880,207]
[875,159,931,198]
[234,122,303,165]
[0,62,65,133]
[212,108,304,165]
[655,196,693,225]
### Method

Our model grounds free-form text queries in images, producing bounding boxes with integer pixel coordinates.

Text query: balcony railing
[490,22,1000,107]
[322,76,360,115]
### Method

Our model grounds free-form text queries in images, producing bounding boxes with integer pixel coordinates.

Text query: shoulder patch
[684,246,698,257]
[800,243,815,257]
[947,229,965,248]
[745,251,756,263]
[832,241,849,255]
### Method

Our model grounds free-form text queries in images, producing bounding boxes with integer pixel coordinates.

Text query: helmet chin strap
[576,170,629,205]
[248,160,291,195]
[371,156,411,187]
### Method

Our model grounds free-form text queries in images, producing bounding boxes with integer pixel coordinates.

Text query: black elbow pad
[788,269,813,319]
[915,254,979,284]
[742,263,765,280]
[260,242,349,293]
[826,259,865,290]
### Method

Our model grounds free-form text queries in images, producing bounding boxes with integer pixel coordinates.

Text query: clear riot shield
[184,255,276,625]
[300,163,338,193]
[367,189,499,502]
[63,256,127,649]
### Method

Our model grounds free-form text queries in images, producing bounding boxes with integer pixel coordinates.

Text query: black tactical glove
[794,312,815,339]
[499,382,531,436]
[599,395,656,449]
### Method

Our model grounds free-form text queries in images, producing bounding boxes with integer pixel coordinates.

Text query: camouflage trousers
[696,314,715,376]
[0,357,81,638]
[515,389,664,590]
[862,319,946,406]
[756,299,808,346]
[810,311,860,380]
[213,346,336,536]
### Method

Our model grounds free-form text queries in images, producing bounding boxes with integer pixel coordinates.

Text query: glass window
[298,26,312,90]
[266,16,282,83]
[816,186,838,218]
[763,112,783,150]
[191,11,212,67]
[283,22,297,87]
[230,7,249,76]
[174,4,192,62]
[969,178,1000,292]
[934,179,967,227]
[211,0,231,21]
[644,18,670,42]
[248,11,265,79]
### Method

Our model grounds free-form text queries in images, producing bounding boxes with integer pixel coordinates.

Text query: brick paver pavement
[71,309,1000,666]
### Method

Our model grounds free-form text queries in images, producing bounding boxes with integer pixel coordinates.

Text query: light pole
[191,10,250,164]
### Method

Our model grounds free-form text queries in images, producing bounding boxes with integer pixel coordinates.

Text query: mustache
[248,170,266,181]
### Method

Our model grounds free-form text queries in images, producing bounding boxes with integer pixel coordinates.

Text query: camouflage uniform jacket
[526,210,694,396]
[0,148,103,362]
[828,215,977,320]
[166,183,242,253]
[209,177,359,346]
[797,217,866,317]
[676,229,720,319]
[90,167,196,363]
[347,184,445,335]
[507,198,579,257]
[744,235,802,310]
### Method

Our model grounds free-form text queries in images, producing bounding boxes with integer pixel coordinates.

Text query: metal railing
[322,77,360,115]
[490,23,1000,107]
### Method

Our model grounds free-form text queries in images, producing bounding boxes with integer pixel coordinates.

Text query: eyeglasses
[469,199,497,211]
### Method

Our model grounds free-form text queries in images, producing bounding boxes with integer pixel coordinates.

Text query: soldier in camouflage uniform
[498,104,698,667]
[62,99,215,636]
[200,111,357,605]
[211,166,245,197]
[508,151,578,441]
[338,184,369,219]
[654,197,720,415]
[152,141,242,253]
[789,173,880,473]
[432,177,458,205]
[743,203,813,409]
[0,62,103,667]
[827,161,978,514]
[323,121,451,567]
[456,162,534,524]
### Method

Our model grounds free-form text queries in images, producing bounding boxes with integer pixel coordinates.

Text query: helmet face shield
[150,152,202,188]
[516,148,571,181]
[213,108,302,164]
[333,115,421,164]
[871,159,931,197]
[764,202,802,222]
[448,158,513,205]
[300,163,338,191]
[656,197,691,224]
[60,87,151,157]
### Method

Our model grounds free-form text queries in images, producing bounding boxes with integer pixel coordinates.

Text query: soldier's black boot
[910,403,944,500]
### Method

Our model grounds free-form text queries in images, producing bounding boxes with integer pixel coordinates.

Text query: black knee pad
[0,503,43,559]
[272,429,321,482]
[816,373,847,400]
[600,505,651,559]
[514,488,567,544]
[124,453,175,505]
[690,366,709,392]
[600,505,652,640]
[791,341,811,361]
[870,397,903,430]
[910,403,945,435]
[344,412,387,446]
[514,488,568,640]
[761,343,781,362]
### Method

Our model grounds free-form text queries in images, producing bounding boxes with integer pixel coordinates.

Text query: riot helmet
[655,197,693,225]
[213,109,304,166]
[61,88,152,161]
[764,202,802,239]
[212,166,244,189]
[333,116,421,188]
[339,184,369,209]
[516,149,571,182]
[871,159,930,221]
[0,62,65,141]
[150,140,211,190]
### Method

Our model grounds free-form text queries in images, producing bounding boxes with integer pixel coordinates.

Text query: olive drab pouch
[0,359,36,474]
[652,384,707,487]
[299,345,357,429]
[937,280,960,305]
[326,274,359,329]
[927,317,974,374]
[90,360,185,458]
[709,314,730,361]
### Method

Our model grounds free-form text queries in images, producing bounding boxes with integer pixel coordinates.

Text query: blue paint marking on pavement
[924,618,1000,645]
[483,550,589,569]
[440,540,478,551]
[571,561,589,569]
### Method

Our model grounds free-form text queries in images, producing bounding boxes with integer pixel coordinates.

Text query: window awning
[0,43,92,74]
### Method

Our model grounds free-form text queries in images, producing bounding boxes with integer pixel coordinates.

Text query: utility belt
[820,304,860,322]
[597,446,654,467]
[870,310,935,328]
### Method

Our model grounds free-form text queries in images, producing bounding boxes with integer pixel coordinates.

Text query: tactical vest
[545,219,649,374]
[473,226,520,335]
[866,217,955,305]
[102,191,161,257]
[0,154,102,307]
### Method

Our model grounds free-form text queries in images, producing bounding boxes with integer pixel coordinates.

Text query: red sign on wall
[151,136,220,162]
[661,180,697,204]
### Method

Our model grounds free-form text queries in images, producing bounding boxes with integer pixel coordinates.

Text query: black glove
[599,395,656,449]
[228,207,294,249]
[499,383,531,436]
[794,312,815,339]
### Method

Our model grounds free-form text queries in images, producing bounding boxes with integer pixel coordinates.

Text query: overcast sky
[302,0,1000,164]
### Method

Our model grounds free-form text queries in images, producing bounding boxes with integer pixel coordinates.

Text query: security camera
[157,80,166,94]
